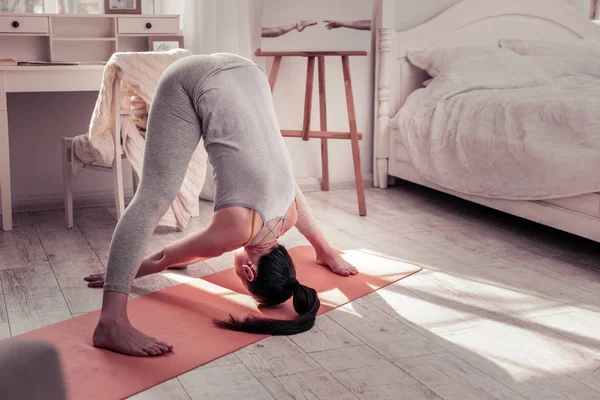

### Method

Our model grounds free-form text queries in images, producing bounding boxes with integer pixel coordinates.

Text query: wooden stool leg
[318,56,329,191]
[341,55,367,216]
[269,56,282,93]
[113,154,125,220]
[302,56,316,141]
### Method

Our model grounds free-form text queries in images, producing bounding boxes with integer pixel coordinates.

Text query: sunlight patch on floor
[440,317,600,383]
[163,271,197,284]
[339,248,422,275]
[335,302,363,318]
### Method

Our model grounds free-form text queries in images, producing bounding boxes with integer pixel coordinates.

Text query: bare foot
[93,318,173,357]
[317,251,358,276]
[296,20,317,32]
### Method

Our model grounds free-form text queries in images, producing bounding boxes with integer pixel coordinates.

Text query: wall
[4,0,590,212]
[393,0,589,30]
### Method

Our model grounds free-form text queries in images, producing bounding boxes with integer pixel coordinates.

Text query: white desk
[0,65,104,231]
[0,12,181,231]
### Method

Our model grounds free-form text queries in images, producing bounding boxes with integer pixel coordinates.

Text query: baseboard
[7,174,373,214]
[295,174,374,192]
[10,189,135,214]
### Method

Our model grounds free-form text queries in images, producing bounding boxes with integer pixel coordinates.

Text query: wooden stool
[255,50,367,216]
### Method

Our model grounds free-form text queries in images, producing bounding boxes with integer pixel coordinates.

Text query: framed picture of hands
[260,0,372,52]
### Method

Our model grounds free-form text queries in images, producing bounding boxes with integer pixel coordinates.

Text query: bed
[373,0,600,243]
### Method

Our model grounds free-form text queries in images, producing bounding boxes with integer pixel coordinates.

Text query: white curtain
[155,0,260,59]
[182,0,254,58]
[155,0,262,201]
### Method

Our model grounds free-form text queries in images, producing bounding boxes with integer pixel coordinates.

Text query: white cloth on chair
[71,49,209,230]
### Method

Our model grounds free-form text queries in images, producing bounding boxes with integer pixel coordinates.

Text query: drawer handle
[12,21,19,28]
[145,22,152,29]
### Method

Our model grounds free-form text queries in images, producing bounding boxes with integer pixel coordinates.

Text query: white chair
[62,78,142,229]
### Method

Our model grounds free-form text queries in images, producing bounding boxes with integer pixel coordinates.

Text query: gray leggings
[103,58,204,294]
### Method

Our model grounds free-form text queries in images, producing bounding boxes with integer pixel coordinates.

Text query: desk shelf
[50,15,115,39]
[52,39,116,63]
[0,12,181,64]
[116,33,173,37]
[117,35,150,52]
[52,37,117,42]
[3,35,51,63]
[0,32,50,36]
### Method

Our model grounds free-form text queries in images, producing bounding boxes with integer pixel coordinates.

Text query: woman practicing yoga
[83,53,357,357]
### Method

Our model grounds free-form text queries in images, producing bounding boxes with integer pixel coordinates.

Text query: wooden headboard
[372,0,600,188]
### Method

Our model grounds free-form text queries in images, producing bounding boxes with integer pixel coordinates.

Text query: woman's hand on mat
[316,250,358,276]
[84,263,188,288]
[84,273,106,288]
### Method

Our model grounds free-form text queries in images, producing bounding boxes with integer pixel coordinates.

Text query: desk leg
[0,72,11,231]
[341,56,367,216]
[317,56,329,191]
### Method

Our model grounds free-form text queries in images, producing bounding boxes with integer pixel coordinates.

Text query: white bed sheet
[394,53,600,200]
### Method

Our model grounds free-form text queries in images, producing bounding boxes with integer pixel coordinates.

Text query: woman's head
[216,244,320,335]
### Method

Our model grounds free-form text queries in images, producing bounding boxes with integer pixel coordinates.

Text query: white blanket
[395,53,600,200]
[72,49,209,229]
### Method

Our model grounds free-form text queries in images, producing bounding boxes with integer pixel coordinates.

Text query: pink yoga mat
[2,246,422,400]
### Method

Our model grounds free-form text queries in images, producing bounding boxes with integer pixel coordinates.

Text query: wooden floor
[1,184,600,399]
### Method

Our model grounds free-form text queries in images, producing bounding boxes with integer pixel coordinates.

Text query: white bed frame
[374,0,600,243]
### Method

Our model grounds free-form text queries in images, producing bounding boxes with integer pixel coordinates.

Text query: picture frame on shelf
[104,0,141,14]
[148,36,185,52]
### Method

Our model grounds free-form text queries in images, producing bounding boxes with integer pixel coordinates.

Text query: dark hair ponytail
[214,245,321,335]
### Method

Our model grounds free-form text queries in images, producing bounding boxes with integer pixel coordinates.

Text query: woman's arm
[294,183,326,253]
[160,210,249,268]
[293,183,357,275]
[85,210,249,287]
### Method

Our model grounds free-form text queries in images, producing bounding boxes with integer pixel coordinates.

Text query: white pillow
[407,46,511,77]
[499,38,600,56]
[422,78,433,87]
[438,53,554,89]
